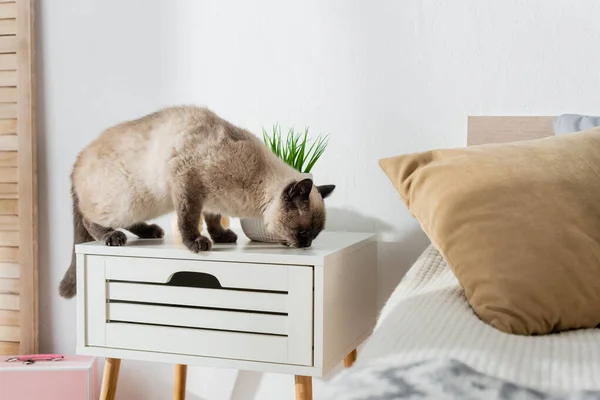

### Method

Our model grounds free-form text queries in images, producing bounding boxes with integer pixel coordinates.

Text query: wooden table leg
[344,349,357,368]
[100,358,121,400]
[294,375,312,400]
[174,364,187,400]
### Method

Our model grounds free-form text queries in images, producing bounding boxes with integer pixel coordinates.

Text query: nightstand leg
[174,364,187,400]
[100,358,121,400]
[344,349,357,368]
[294,375,313,400]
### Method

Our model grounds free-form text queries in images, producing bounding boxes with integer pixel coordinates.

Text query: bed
[321,117,600,400]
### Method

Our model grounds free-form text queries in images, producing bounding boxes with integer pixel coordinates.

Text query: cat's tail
[58,187,94,299]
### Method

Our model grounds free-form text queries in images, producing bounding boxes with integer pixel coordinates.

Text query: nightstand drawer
[80,255,314,366]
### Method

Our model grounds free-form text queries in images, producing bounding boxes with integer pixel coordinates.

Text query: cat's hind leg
[125,222,164,239]
[82,218,127,246]
[204,213,238,243]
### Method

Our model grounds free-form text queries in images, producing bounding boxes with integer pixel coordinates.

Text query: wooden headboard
[467,116,554,146]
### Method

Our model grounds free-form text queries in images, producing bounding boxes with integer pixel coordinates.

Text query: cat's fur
[59,106,335,298]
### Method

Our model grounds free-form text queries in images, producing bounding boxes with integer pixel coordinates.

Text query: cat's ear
[287,179,313,201]
[317,184,335,199]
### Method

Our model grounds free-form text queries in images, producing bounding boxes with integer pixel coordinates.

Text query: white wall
[37,1,600,399]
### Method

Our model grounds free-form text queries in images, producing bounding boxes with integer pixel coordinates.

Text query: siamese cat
[59,106,335,299]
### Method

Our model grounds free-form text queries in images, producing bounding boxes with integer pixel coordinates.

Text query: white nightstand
[75,231,377,400]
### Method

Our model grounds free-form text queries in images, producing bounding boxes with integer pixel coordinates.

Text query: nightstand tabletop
[75,230,376,265]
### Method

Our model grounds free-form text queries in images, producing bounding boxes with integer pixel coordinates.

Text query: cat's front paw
[145,224,164,238]
[210,229,238,243]
[184,235,212,252]
[103,231,127,246]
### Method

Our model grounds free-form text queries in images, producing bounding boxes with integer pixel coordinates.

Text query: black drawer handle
[166,271,222,289]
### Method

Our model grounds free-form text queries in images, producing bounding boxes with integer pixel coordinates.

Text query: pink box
[0,355,97,400]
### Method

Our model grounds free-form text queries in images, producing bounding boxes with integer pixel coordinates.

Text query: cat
[59,106,335,299]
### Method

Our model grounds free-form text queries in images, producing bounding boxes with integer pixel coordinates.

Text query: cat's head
[264,178,335,248]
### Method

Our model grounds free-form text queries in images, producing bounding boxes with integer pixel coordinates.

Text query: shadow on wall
[376,231,429,306]
[230,370,262,400]
[325,207,394,234]
[186,395,207,400]
[325,207,430,308]
[35,0,53,354]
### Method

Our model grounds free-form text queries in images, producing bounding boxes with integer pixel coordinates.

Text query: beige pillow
[379,127,600,335]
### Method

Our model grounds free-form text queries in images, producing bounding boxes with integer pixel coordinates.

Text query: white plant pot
[239,218,281,243]
[241,173,313,243]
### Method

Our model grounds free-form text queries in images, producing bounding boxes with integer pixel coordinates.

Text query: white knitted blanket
[349,246,600,393]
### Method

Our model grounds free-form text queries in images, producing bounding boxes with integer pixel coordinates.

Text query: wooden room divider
[0,0,38,356]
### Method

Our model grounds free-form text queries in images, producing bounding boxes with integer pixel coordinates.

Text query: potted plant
[240,125,329,242]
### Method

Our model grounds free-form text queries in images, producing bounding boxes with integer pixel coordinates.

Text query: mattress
[333,245,600,393]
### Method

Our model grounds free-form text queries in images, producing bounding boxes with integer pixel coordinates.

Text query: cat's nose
[298,239,312,248]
